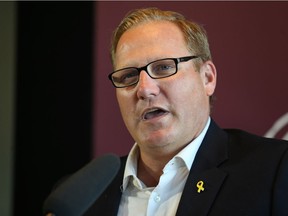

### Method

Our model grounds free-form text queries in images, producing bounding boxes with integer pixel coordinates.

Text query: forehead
[115,21,189,68]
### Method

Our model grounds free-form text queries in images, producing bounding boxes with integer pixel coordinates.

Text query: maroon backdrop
[93,2,288,157]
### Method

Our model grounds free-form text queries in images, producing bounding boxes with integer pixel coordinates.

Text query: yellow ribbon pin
[196,181,205,193]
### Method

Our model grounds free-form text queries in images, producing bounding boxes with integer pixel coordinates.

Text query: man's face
[114,21,216,155]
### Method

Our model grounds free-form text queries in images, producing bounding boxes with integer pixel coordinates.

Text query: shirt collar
[121,144,139,191]
[121,117,211,192]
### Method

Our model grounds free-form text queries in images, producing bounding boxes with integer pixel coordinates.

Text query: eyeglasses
[108,55,200,88]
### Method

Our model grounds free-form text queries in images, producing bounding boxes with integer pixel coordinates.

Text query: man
[86,8,288,215]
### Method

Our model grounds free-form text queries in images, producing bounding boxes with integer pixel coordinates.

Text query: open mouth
[143,108,168,120]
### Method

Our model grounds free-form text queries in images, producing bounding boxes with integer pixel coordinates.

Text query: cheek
[116,91,135,121]
[171,74,208,110]
[172,73,202,96]
[116,92,128,115]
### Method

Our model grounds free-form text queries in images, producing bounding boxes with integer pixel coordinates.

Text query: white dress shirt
[117,118,211,216]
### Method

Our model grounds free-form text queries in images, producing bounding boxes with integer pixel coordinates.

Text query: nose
[136,70,160,100]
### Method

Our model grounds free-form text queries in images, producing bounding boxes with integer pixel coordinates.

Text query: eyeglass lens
[111,59,177,87]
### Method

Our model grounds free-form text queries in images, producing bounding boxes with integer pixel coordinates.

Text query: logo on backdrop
[265,112,288,141]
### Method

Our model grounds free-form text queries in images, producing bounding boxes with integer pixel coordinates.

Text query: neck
[137,150,174,187]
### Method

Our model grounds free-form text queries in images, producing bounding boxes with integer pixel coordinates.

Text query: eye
[151,60,176,76]
[156,64,172,71]
[117,69,139,84]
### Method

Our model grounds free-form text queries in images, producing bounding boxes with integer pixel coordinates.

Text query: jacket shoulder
[223,128,288,165]
[224,128,288,149]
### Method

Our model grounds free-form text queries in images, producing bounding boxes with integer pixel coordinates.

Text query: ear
[200,60,217,96]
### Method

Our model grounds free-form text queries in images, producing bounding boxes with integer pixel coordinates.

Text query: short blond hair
[110,7,212,71]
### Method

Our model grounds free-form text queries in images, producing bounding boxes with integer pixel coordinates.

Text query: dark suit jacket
[84,120,288,216]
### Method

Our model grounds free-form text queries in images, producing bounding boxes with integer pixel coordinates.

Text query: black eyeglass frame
[108,55,200,88]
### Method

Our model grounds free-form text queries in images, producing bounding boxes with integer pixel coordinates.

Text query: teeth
[147,108,158,113]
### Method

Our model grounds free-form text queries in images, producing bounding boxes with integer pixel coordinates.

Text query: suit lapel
[176,168,227,216]
[176,120,229,216]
